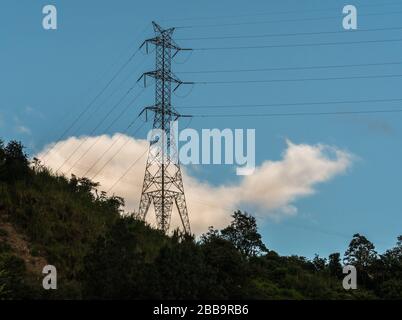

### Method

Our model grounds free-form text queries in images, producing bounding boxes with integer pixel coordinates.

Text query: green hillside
[0,139,401,299]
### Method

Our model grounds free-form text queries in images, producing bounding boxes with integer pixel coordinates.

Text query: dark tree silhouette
[344,233,377,268]
[328,253,343,278]
[221,211,268,257]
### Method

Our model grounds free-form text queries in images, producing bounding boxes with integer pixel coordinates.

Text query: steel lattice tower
[137,22,191,234]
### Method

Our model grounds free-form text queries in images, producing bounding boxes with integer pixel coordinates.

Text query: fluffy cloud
[37,135,353,235]
[15,125,32,135]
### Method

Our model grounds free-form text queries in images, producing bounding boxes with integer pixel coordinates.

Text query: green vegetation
[0,139,401,299]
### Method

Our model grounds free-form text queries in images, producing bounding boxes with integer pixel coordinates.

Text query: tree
[312,254,327,272]
[379,235,402,293]
[154,236,209,299]
[379,279,402,299]
[328,253,343,278]
[200,226,221,243]
[344,233,377,269]
[384,235,402,261]
[82,217,147,299]
[0,253,32,299]
[97,191,125,213]
[0,141,30,181]
[0,139,5,164]
[200,231,249,299]
[344,234,378,289]
[221,211,268,257]
[82,217,166,299]
[0,269,10,298]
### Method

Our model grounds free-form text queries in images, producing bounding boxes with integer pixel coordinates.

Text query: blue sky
[1,0,402,259]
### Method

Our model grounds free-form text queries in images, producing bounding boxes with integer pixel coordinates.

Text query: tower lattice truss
[137,22,191,234]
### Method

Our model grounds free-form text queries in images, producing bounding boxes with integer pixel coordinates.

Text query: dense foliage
[0,139,401,299]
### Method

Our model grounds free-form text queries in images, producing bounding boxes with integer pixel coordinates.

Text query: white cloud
[36,135,353,235]
[24,106,35,114]
[15,125,31,135]
[24,105,45,119]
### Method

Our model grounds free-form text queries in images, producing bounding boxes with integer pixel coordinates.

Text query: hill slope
[0,139,401,300]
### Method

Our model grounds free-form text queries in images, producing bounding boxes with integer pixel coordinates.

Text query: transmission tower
[137,22,192,234]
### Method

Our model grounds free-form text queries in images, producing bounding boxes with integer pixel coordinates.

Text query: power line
[183,194,357,241]
[194,73,402,85]
[192,197,358,240]
[41,48,141,163]
[58,54,150,174]
[91,121,147,181]
[65,89,147,175]
[41,50,143,165]
[78,24,150,93]
[39,25,150,157]
[61,54,149,146]
[177,61,402,75]
[177,10,402,29]
[101,137,383,243]
[164,1,402,23]
[177,26,402,41]
[41,24,153,163]
[176,97,402,110]
[82,117,144,178]
[106,147,148,194]
[94,124,371,243]
[55,86,144,173]
[191,109,402,118]
[280,221,354,241]
[193,38,402,51]
[107,117,193,193]
[107,171,355,241]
